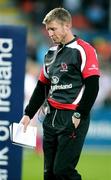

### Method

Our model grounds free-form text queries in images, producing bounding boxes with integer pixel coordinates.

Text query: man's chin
[53,41,60,45]
[52,39,60,45]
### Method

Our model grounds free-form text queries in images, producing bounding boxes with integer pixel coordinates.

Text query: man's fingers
[23,120,30,132]
[23,124,27,133]
[72,117,80,128]
[20,116,30,132]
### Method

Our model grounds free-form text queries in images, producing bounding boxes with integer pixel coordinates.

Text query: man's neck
[62,33,75,45]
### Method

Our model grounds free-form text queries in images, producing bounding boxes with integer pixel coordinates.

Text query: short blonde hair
[42,7,72,25]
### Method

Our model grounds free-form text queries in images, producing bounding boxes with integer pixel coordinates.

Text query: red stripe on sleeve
[38,68,50,84]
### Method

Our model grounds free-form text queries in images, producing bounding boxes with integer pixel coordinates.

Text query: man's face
[45,20,69,44]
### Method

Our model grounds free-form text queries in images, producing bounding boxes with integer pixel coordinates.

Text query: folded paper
[9,123,37,148]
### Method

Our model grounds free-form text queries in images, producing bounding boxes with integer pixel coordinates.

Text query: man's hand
[20,115,30,132]
[72,116,80,129]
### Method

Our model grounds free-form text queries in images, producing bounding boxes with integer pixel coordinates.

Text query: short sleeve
[81,43,100,78]
[38,68,50,84]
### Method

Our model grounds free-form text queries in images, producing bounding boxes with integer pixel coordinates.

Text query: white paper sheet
[9,123,37,148]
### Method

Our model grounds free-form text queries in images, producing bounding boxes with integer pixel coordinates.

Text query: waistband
[48,98,78,110]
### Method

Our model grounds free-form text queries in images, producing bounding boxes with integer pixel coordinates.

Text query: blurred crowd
[16,0,109,30]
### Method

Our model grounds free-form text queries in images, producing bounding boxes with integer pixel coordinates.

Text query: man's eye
[51,28,55,31]
[51,27,57,31]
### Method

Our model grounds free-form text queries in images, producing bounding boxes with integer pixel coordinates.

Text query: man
[21,8,100,180]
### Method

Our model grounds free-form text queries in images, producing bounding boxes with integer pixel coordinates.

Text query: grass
[22,149,43,180]
[22,148,111,180]
[77,149,111,180]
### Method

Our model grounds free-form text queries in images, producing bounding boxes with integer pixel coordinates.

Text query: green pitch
[22,148,111,180]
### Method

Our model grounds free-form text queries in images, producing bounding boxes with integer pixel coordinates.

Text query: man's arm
[72,75,99,128]
[76,75,99,118]
[20,80,50,132]
[25,80,50,119]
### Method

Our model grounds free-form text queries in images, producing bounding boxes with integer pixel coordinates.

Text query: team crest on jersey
[60,63,68,72]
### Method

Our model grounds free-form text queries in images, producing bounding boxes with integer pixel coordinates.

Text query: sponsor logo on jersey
[88,64,98,70]
[51,83,72,93]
